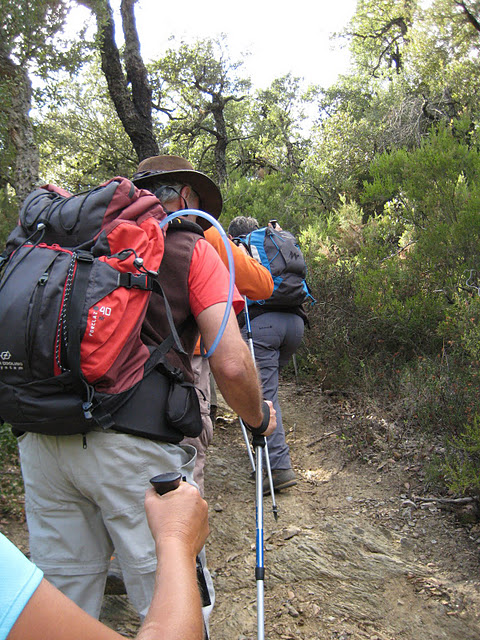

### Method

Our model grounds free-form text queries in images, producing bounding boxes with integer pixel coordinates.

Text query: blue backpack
[240,227,315,309]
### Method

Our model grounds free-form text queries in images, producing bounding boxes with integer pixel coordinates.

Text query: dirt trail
[203,382,480,639]
[4,381,480,639]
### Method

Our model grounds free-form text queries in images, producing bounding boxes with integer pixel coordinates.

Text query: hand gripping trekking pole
[150,472,211,639]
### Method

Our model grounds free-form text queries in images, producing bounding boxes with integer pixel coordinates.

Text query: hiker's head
[228,216,259,238]
[131,155,222,230]
[150,182,200,215]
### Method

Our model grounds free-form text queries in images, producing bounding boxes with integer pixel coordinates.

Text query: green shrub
[440,414,480,496]
[0,424,24,519]
[397,355,480,434]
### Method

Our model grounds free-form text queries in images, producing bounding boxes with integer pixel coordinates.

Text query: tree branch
[77,0,158,160]
[455,0,480,33]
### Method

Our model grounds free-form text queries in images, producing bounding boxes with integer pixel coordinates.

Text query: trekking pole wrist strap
[245,400,270,436]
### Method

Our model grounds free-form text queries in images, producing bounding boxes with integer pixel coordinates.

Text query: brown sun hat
[131,155,223,227]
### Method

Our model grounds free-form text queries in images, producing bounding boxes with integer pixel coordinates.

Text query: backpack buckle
[117,272,153,290]
[76,251,94,263]
[82,401,93,420]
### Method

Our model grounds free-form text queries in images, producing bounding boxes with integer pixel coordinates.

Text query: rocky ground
[202,382,480,640]
[4,380,480,639]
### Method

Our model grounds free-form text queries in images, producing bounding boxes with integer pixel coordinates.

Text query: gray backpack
[240,227,315,308]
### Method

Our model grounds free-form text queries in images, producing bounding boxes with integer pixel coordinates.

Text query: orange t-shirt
[193,227,274,355]
[203,226,273,300]
[188,238,244,317]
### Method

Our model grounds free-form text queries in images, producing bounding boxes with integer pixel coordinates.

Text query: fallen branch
[415,496,476,506]
[307,429,341,447]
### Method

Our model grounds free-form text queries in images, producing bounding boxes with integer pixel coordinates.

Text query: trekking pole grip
[252,434,267,448]
[150,472,182,495]
[245,400,270,438]
[149,472,212,609]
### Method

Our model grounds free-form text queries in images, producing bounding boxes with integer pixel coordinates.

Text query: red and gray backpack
[0,177,201,442]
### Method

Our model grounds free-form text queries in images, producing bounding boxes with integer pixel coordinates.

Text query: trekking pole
[292,353,299,386]
[253,432,266,640]
[150,472,211,639]
[243,299,278,521]
[240,417,256,471]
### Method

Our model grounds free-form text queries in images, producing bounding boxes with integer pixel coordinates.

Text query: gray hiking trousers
[243,311,304,469]
[18,429,215,626]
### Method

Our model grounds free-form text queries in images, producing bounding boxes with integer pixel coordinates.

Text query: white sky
[71,0,357,89]
[135,0,357,87]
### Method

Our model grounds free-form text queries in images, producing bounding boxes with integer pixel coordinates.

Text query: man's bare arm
[196,303,275,434]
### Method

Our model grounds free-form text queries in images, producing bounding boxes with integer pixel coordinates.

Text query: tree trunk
[211,97,228,185]
[0,45,39,204]
[10,70,39,204]
[79,0,159,161]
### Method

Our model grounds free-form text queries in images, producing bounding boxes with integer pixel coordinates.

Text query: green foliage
[297,123,480,400]
[0,424,23,519]
[347,0,416,78]
[222,173,299,232]
[149,39,314,189]
[0,0,93,198]
[441,414,480,496]
[295,200,388,387]
[250,75,311,172]
[439,294,480,365]
[36,60,137,191]
[306,109,378,211]
[298,256,365,388]
[0,187,18,246]
[362,120,480,294]
[1,0,70,67]
[355,261,446,356]
[397,354,480,434]
[148,36,252,183]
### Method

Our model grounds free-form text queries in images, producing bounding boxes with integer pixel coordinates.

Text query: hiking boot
[263,468,297,495]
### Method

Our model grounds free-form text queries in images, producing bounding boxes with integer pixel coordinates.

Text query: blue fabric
[0,532,43,640]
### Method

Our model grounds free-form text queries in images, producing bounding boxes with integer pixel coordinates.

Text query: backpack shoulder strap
[167,217,205,236]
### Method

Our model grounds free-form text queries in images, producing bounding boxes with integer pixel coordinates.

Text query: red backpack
[0,177,201,441]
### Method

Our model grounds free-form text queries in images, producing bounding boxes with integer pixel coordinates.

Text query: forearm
[7,486,208,640]
[136,541,203,640]
[209,344,264,428]
[197,303,265,428]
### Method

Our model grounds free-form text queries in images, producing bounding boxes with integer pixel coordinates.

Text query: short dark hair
[228,216,259,238]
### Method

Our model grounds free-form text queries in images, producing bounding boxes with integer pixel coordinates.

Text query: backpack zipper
[26,268,51,373]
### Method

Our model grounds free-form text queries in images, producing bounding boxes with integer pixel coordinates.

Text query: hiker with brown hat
[18,155,276,634]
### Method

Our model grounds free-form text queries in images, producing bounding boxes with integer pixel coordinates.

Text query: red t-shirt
[188,238,244,317]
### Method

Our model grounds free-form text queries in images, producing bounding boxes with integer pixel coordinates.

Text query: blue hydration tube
[159,209,235,358]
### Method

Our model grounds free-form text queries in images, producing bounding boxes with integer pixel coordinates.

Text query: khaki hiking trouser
[18,429,215,627]
[182,354,214,496]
